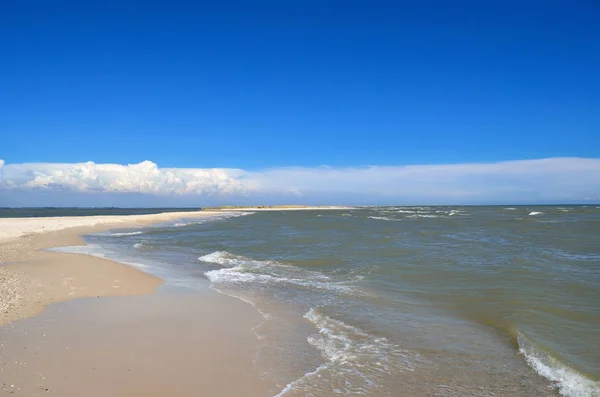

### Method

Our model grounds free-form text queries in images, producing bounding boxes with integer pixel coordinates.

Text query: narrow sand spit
[0,211,224,325]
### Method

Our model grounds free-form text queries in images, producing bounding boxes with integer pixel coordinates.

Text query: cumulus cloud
[1,160,250,196]
[0,158,599,205]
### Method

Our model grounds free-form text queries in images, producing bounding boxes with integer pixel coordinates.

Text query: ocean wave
[505,207,518,211]
[274,308,412,396]
[368,216,401,222]
[171,211,255,227]
[549,249,600,262]
[305,308,393,366]
[133,242,153,250]
[200,251,354,293]
[518,333,600,397]
[220,211,255,218]
[529,211,544,216]
[107,231,144,237]
[172,221,201,227]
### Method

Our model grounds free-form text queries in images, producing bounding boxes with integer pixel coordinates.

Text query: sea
[45,206,599,396]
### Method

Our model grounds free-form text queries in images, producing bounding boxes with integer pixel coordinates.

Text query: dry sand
[0,211,274,396]
[0,211,223,325]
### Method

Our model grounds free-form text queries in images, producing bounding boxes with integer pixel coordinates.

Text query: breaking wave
[171,211,255,227]
[133,242,153,250]
[518,333,600,397]
[200,251,354,293]
[106,231,144,237]
[274,308,414,396]
[368,216,400,222]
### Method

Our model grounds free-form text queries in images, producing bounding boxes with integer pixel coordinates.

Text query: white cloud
[1,160,250,196]
[0,158,599,205]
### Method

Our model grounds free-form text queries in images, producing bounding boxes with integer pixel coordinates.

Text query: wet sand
[0,212,273,396]
[0,292,271,397]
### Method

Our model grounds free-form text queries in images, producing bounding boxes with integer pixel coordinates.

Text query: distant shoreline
[203,205,355,211]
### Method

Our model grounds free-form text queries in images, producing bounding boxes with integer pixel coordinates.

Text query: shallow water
[74,206,599,396]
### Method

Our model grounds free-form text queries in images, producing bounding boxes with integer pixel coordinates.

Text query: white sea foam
[133,242,153,250]
[106,231,144,237]
[171,211,254,227]
[529,211,544,216]
[201,251,353,293]
[519,333,600,397]
[272,364,329,397]
[274,308,412,396]
[172,221,198,227]
[172,219,210,227]
[505,207,518,210]
[368,216,400,222]
[49,244,148,269]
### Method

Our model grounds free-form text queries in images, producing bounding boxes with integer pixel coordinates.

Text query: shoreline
[0,210,228,325]
[0,207,349,325]
[0,210,275,396]
[0,210,228,244]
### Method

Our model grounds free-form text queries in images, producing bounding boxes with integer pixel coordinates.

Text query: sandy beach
[0,211,227,324]
[0,211,274,396]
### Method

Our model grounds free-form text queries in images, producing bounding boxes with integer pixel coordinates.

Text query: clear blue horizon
[1,1,599,205]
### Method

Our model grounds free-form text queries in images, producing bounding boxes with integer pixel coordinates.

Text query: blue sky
[1,1,599,205]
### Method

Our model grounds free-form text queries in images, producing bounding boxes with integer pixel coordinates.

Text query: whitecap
[133,242,152,250]
[200,251,354,293]
[368,216,401,222]
[107,231,144,237]
[529,211,544,216]
[519,333,600,397]
[171,211,255,227]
